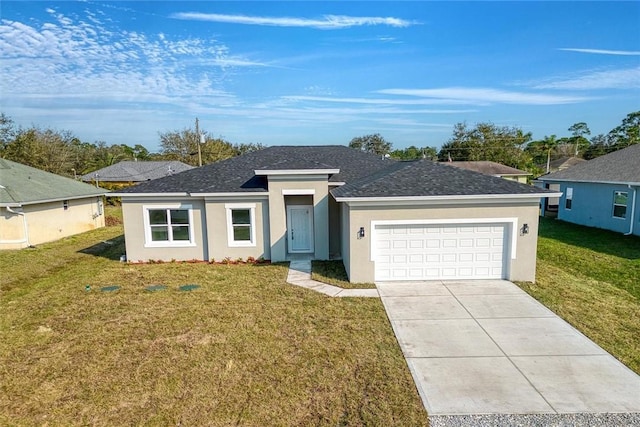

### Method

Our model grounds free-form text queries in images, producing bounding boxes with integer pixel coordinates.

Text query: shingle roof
[116,146,393,194]
[81,161,193,182]
[538,144,640,184]
[115,146,552,198]
[0,159,105,206]
[547,156,586,171]
[331,159,550,199]
[443,161,530,176]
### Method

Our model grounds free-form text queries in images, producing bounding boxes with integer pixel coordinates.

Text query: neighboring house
[114,146,558,283]
[544,156,587,174]
[443,161,531,183]
[81,161,194,189]
[537,144,640,236]
[0,159,106,249]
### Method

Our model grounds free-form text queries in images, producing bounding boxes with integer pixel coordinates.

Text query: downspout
[4,206,31,247]
[624,184,637,236]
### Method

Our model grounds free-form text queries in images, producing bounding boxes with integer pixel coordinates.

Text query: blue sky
[1,1,639,152]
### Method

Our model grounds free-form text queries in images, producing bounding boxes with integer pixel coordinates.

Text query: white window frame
[225,203,256,247]
[565,187,573,210]
[612,191,628,219]
[143,204,195,247]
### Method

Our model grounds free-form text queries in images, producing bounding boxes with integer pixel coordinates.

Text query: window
[565,187,573,210]
[613,191,628,219]
[63,200,69,210]
[144,205,194,247]
[97,198,104,216]
[225,203,256,247]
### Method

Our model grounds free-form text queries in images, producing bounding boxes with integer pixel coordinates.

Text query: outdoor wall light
[358,227,365,239]
[521,223,529,235]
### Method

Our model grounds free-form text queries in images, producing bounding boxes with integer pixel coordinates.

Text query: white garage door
[374,223,508,281]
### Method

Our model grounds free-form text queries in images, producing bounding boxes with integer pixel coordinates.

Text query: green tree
[526,135,558,172]
[567,122,591,157]
[438,122,533,170]
[583,134,610,160]
[608,111,640,149]
[390,146,437,160]
[159,127,252,166]
[3,127,78,175]
[0,113,16,155]
[348,133,392,156]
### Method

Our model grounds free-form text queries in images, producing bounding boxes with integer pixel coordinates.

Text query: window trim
[143,204,195,247]
[612,191,628,219]
[225,203,257,247]
[565,187,573,210]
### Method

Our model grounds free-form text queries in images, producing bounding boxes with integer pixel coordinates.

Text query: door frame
[286,205,314,253]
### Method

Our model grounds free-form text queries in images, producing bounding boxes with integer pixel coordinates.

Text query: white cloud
[376,87,589,105]
[0,9,264,109]
[559,48,640,56]
[283,95,475,106]
[532,67,640,90]
[171,12,417,29]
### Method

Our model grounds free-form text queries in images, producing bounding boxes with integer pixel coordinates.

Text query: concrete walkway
[286,260,379,297]
[377,280,640,419]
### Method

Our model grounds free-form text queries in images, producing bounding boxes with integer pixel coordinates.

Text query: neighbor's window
[144,206,194,246]
[565,187,573,210]
[613,191,628,219]
[225,203,256,247]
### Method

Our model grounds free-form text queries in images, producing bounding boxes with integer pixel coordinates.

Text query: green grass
[0,208,427,426]
[517,218,640,374]
[311,260,377,289]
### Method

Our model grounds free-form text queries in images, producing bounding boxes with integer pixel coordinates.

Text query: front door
[287,205,314,253]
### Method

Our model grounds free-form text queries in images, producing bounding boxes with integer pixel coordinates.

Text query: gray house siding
[555,182,640,236]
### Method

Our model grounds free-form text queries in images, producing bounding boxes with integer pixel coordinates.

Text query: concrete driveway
[377,280,640,417]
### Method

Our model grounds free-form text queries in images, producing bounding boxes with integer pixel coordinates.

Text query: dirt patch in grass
[0,221,427,426]
[517,218,640,374]
[311,260,376,289]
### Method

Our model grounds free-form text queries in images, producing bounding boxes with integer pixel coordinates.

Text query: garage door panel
[375,223,507,281]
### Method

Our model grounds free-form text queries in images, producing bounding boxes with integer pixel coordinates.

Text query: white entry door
[374,223,508,281]
[287,205,314,253]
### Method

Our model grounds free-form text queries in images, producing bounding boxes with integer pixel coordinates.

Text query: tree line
[349,111,639,175]
[0,113,263,177]
[2,111,637,178]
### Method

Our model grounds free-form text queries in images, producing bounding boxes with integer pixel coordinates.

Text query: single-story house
[537,144,640,236]
[544,156,586,174]
[81,160,194,189]
[443,161,531,183]
[114,146,559,283]
[1,159,106,249]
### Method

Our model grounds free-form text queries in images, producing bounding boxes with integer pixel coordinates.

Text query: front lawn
[518,218,640,374]
[0,211,427,426]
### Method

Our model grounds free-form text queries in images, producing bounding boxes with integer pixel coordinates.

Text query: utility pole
[195,117,202,167]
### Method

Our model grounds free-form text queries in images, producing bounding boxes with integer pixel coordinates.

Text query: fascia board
[254,169,339,176]
[335,193,562,205]
[11,193,106,206]
[112,192,189,197]
[537,177,640,186]
[192,192,269,198]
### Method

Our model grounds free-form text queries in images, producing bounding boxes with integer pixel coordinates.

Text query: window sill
[144,242,197,248]
[228,241,256,248]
